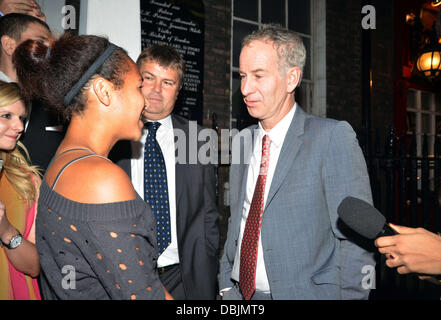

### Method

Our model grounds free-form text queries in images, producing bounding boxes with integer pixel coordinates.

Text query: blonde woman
[0,81,41,300]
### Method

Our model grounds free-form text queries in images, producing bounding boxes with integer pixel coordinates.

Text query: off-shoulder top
[36,149,165,300]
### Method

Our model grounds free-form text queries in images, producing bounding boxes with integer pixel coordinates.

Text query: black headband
[63,43,118,107]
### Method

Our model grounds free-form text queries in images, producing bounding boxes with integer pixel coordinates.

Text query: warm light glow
[432,0,441,7]
[406,13,416,24]
[416,50,441,78]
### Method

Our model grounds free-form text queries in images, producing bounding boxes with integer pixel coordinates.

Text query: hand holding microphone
[375,224,441,276]
[338,196,441,277]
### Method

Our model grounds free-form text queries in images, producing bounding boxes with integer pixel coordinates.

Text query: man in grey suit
[219,24,375,300]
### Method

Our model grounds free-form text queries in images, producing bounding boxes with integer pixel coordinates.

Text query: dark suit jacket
[110,114,220,300]
[21,100,65,172]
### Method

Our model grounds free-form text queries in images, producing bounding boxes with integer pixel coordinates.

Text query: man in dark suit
[110,44,219,300]
[0,13,64,171]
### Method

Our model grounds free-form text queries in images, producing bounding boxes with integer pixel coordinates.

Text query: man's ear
[286,66,301,93]
[1,35,17,57]
[92,77,112,106]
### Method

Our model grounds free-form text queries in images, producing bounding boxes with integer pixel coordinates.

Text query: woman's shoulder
[48,155,137,204]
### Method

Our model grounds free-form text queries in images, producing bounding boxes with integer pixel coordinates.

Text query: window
[231,0,314,130]
[406,89,441,192]
[407,89,441,157]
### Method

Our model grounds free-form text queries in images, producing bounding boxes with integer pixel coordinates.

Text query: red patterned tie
[239,134,271,300]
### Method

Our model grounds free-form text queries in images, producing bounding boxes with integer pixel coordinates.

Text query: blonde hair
[0,81,41,205]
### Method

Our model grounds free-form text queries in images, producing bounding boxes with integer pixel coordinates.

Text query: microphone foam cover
[337,196,386,239]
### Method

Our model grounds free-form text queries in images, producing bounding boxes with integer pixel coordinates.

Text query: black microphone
[337,196,397,240]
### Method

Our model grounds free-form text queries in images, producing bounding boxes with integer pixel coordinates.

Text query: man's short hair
[242,24,306,80]
[136,44,185,87]
[0,13,50,43]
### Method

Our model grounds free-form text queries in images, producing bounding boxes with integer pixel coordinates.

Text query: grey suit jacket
[219,106,375,300]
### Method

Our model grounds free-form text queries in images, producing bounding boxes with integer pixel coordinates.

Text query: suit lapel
[172,115,186,209]
[264,107,306,211]
[111,140,132,177]
[233,126,256,229]
[120,155,132,178]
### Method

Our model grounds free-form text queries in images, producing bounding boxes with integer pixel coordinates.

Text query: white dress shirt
[231,104,296,293]
[130,115,179,267]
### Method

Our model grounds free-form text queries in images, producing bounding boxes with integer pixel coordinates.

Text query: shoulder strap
[51,153,110,190]
[46,148,94,173]
[53,148,93,162]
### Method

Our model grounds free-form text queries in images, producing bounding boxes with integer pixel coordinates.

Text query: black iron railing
[364,127,441,299]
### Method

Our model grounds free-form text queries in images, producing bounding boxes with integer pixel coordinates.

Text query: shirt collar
[258,103,296,148]
[141,114,173,142]
[146,114,173,130]
[0,70,12,83]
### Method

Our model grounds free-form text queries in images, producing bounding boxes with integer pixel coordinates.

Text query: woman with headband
[13,34,172,300]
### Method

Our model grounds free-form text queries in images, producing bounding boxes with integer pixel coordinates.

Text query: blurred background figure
[0,13,63,172]
[0,81,41,300]
[0,13,51,83]
[0,0,45,21]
